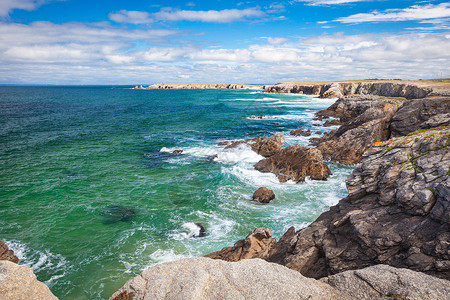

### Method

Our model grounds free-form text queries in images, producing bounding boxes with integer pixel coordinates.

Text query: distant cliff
[133,83,263,90]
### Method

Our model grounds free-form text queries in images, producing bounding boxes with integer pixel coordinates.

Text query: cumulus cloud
[336,3,450,23]
[266,37,289,45]
[109,7,264,24]
[0,0,44,16]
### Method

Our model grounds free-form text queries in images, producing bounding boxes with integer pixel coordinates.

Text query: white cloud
[336,3,450,23]
[0,0,44,16]
[109,10,153,24]
[266,37,289,45]
[154,7,264,23]
[297,0,371,6]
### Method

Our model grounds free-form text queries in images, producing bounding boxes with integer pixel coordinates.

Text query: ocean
[0,86,352,299]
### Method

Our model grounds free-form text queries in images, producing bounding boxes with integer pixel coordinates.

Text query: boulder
[110,257,347,300]
[390,97,450,137]
[205,227,276,262]
[0,260,58,300]
[172,150,183,154]
[311,95,404,164]
[252,187,275,203]
[225,134,285,157]
[254,145,331,183]
[325,264,450,300]
[0,240,19,263]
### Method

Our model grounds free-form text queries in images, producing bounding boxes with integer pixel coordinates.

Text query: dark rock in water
[254,145,331,183]
[217,141,230,146]
[207,154,218,162]
[290,129,311,137]
[225,134,285,157]
[101,205,136,224]
[194,223,206,237]
[316,131,323,135]
[172,150,183,154]
[252,187,275,203]
[0,240,19,263]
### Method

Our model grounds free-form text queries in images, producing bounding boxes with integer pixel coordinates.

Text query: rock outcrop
[263,81,436,99]
[325,264,450,300]
[0,260,58,300]
[208,128,450,280]
[110,257,348,300]
[390,97,450,137]
[0,240,19,263]
[205,227,276,262]
[252,187,275,203]
[254,145,331,182]
[311,95,404,164]
[290,129,311,137]
[224,134,285,157]
[110,257,450,300]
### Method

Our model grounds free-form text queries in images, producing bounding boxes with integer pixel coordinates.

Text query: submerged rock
[0,260,58,299]
[252,187,275,203]
[254,145,331,183]
[172,150,183,154]
[0,240,18,263]
[224,133,285,157]
[101,205,136,224]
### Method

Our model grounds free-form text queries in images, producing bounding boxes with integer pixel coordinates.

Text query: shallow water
[0,86,352,299]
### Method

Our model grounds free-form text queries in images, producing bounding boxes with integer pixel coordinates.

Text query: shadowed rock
[254,145,331,183]
[252,187,275,203]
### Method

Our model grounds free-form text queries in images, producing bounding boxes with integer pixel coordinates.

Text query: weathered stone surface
[252,187,275,203]
[290,129,311,137]
[254,145,331,183]
[0,260,58,300]
[205,227,276,262]
[224,134,285,157]
[390,97,450,137]
[209,128,450,280]
[311,95,404,164]
[110,257,347,300]
[325,264,450,300]
[0,240,19,263]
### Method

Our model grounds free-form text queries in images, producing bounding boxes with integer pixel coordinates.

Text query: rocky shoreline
[133,82,263,90]
[2,79,449,299]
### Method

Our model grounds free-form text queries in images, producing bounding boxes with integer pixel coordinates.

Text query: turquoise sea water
[0,86,352,299]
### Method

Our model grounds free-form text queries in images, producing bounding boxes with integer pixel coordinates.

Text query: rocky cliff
[134,83,263,90]
[262,81,449,99]
[206,127,450,280]
[110,257,450,300]
[0,240,19,263]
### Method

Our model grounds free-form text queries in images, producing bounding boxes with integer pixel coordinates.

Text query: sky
[0,0,449,84]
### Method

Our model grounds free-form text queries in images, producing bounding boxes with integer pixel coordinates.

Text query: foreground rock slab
[0,260,58,300]
[110,257,347,300]
[325,264,450,300]
[254,144,331,182]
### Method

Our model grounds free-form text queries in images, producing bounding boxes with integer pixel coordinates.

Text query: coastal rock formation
[290,129,311,137]
[208,128,450,280]
[254,145,331,182]
[390,97,450,137]
[311,95,403,164]
[0,240,19,263]
[224,133,285,157]
[252,187,275,203]
[0,260,58,300]
[263,81,434,99]
[324,264,450,300]
[110,257,347,300]
[205,227,275,262]
[135,83,262,90]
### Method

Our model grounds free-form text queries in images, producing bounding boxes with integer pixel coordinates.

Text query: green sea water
[0,86,352,299]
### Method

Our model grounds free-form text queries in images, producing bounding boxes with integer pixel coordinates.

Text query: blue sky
[1,0,449,84]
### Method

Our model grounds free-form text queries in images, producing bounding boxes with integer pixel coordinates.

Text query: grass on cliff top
[276,78,450,86]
